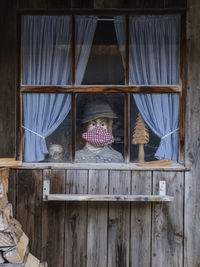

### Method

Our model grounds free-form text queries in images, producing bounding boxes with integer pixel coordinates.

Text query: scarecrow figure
[75,101,123,163]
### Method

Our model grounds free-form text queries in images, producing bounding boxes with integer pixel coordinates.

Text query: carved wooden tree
[132,113,149,163]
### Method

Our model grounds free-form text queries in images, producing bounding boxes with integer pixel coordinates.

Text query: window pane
[130,16,179,85]
[22,93,72,162]
[76,94,124,163]
[22,16,71,85]
[130,94,179,162]
[76,16,125,85]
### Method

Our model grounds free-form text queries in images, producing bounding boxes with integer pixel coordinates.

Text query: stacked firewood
[0,168,47,267]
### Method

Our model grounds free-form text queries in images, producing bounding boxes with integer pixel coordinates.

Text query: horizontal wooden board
[21,85,181,94]
[45,194,174,202]
[21,162,189,171]
[0,264,24,267]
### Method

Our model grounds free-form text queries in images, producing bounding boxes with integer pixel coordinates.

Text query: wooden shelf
[44,194,174,202]
[0,264,24,267]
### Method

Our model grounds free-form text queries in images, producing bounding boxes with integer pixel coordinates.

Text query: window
[20,13,184,164]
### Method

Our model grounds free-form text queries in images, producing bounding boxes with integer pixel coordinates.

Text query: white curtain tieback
[161,128,179,140]
[22,126,45,139]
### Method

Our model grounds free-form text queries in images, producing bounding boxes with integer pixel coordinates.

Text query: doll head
[81,101,117,147]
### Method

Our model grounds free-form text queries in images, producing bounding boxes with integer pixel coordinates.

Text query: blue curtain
[23,94,71,162]
[22,16,72,85]
[130,16,179,85]
[114,16,125,68]
[75,16,98,85]
[22,16,97,162]
[133,94,179,161]
[115,16,180,161]
[22,16,72,162]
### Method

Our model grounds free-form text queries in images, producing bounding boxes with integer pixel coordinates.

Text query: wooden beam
[0,264,24,267]
[20,85,182,94]
[44,194,174,202]
[16,9,187,16]
[21,162,189,171]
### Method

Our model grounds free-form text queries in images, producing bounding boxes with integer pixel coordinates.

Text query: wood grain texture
[65,170,88,267]
[184,0,200,266]
[164,0,187,8]
[47,0,71,9]
[87,170,108,267]
[17,0,48,9]
[21,85,181,94]
[21,162,187,171]
[0,264,24,267]
[152,171,184,267]
[71,0,93,8]
[108,171,131,267]
[41,169,65,267]
[130,171,152,267]
[94,0,166,8]
[16,170,42,259]
[46,194,173,202]
[124,0,165,8]
[0,0,16,158]
[8,169,16,218]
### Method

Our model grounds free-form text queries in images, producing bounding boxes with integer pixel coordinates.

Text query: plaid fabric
[82,126,114,147]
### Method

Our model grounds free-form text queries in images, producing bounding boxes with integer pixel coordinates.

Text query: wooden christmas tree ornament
[132,113,149,163]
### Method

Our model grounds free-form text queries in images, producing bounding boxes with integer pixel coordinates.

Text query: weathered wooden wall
[8,168,184,267]
[184,0,200,266]
[2,0,200,266]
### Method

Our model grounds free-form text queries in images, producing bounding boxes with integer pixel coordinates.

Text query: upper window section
[22,16,72,85]
[22,15,180,87]
[76,16,125,85]
[129,16,179,85]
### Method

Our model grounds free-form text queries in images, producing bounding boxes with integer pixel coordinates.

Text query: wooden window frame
[16,9,186,165]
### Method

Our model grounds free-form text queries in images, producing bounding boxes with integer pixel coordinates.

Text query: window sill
[21,162,189,171]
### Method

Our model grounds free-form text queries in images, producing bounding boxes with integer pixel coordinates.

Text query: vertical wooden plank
[0,0,16,158]
[87,170,108,267]
[152,171,184,267]
[16,169,42,259]
[185,0,200,266]
[65,170,88,267]
[42,169,65,267]
[108,170,131,267]
[130,171,152,267]
[179,13,187,164]
[8,169,16,218]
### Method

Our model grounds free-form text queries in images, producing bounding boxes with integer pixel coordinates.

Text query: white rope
[161,128,179,140]
[22,126,45,139]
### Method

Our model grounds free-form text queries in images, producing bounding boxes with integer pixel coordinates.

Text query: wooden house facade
[0,0,200,266]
